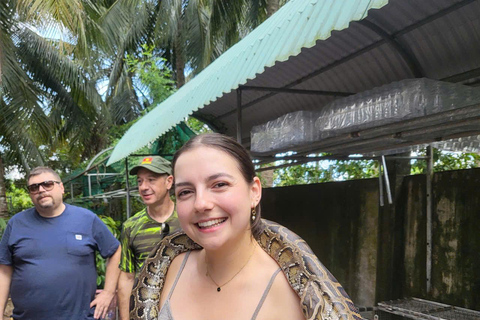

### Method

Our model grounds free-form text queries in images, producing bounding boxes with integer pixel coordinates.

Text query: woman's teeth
[197,218,226,229]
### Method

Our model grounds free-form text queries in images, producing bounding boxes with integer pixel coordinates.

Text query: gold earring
[251,207,256,221]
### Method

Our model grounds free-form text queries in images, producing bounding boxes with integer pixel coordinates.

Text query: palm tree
[0,0,288,217]
[102,0,258,90]
[0,0,112,216]
[0,0,50,217]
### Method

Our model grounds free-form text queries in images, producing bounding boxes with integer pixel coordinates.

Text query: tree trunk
[0,37,3,88]
[174,17,185,88]
[266,0,280,17]
[18,149,32,175]
[1,35,11,217]
[0,155,9,218]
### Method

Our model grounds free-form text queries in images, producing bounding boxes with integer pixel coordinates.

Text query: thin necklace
[205,244,256,292]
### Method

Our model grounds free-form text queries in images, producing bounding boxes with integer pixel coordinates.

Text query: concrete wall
[261,178,379,307]
[260,168,480,310]
[401,169,480,310]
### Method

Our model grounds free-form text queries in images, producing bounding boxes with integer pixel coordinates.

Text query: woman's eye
[177,190,192,197]
[213,182,228,188]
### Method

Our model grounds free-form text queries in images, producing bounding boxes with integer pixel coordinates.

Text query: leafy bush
[0,218,7,238]
[6,181,32,214]
[96,215,122,288]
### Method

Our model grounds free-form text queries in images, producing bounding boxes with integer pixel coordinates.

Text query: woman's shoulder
[167,251,191,277]
[255,247,304,319]
[160,251,193,307]
[262,267,305,320]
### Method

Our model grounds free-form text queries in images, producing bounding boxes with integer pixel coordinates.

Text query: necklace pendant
[217,287,221,292]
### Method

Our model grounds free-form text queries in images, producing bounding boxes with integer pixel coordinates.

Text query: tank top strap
[250,268,282,320]
[166,251,191,300]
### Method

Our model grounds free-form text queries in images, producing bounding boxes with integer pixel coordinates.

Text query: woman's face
[174,146,261,251]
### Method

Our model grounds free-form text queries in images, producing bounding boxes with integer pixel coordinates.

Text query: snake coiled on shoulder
[130,219,362,320]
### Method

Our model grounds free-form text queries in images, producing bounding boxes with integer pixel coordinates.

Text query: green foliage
[0,218,7,238]
[333,160,379,180]
[96,215,122,288]
[99,215,122,239]
[40,142,87,175]
[186,117,213,134]
[6,180,32,214]
[125,44,175,109]
[95,252,107,288]
[411,149,480,174]
[272,149,480,187]
[108,121,139,145]
[273,159,378,186]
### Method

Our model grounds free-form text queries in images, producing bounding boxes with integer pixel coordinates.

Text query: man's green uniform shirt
[119,208,180,274]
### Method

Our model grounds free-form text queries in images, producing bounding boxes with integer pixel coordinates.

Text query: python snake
[130,219,362,320]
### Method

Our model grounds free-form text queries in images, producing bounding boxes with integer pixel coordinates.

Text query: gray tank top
[158,251,282,320]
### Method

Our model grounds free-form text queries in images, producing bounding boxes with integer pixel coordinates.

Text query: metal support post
[236,89,242,144]
[426,145,433,293]
[378,159,384,207]
[88,175,92,197]
[125,158,131,219]
[381,156,393,205]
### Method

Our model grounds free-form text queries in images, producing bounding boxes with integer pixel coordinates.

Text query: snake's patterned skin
[130,219,362,320]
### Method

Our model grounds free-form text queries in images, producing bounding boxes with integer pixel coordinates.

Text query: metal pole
[378,159,384,207]
[426,145,433,293]
[125,158,131,219]
[236,89,242,144]
[381,156,393,205]
[88,175,92,197]
[70,183,74,201]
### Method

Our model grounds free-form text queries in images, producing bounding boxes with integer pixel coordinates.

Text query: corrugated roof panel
[110,0,480,163]
[108,0,389,165]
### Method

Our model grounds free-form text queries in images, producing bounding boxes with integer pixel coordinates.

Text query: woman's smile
[195,218,228,233]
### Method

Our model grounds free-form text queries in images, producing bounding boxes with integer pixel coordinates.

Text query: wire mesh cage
[374,298,480,320]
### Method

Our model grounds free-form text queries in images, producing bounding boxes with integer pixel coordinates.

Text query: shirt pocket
[66,232,94,256]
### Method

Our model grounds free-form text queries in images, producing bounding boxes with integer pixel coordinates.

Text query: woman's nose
[193,190,214,213]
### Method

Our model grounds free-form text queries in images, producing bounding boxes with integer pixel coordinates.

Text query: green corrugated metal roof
[107,0,389,165]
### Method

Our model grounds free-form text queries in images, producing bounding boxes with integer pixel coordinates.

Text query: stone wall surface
[261,168,480,311]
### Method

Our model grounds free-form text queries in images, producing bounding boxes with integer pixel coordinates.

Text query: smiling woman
[130,133,362,320]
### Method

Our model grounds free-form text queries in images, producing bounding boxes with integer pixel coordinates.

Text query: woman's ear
[250,176,262,206]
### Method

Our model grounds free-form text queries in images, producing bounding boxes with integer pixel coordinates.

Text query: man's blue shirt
[0,204,120,320]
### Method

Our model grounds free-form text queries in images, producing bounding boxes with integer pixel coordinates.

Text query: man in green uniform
[117,156,179,320]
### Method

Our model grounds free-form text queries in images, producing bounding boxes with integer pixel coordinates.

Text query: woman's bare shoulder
[253,248,304,319]
[159,252,189,306]
[261,268,305,320]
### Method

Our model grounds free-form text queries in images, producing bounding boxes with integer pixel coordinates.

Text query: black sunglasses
[27,180,61,194]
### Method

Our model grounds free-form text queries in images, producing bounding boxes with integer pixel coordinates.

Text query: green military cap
[129,156,172,175]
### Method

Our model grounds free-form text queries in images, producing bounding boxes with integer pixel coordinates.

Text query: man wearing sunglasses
[0,167,121,320]
[117,156,180,320]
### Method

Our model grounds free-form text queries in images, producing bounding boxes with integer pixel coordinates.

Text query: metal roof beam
[441,67,480,83]
[239,85,353,97]
[218,40,385,120]
[255,155,429,172]
[357,20,425,78]
[190,112,226,133]
[393,0,476,37]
